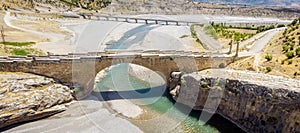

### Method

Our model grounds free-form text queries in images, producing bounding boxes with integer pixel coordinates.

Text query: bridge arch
[72,55,199,99]
[92,63,168,104]
[0,51,235,100]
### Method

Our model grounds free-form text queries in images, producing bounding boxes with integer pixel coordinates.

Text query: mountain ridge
[191,0,300,8]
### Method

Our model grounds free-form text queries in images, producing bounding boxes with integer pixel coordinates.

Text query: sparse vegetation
[204,25,218,39]
[281,18,300,60]
[190,25,203,46]
[285,52,295,59]
[206,22,277,43]
[296,47,300,56]
[288,60,293,65]
[277,24,285,28]
[265,54,272,61]
[229,17,300,79]
[180,35,189,38]
[266,66,272,72]
[10,49,29,56]
[0,41,35,47]
[190,25,197,38]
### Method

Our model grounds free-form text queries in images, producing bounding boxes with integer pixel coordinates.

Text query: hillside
[228,18,300,79]
[0,0,112,12]
[192,0,300,8]
[261,18,300,79]
[100,0,300,19]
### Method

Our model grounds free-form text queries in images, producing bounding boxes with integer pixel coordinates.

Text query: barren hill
[100,0,300,19]
[192,0,300,8]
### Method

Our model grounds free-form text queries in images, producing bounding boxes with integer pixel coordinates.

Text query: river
[93,64,245,133]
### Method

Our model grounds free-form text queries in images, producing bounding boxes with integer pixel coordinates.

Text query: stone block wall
[170,69,300,133]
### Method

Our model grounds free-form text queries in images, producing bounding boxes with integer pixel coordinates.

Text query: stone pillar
[228,40,233,55]
[235,41,239,57]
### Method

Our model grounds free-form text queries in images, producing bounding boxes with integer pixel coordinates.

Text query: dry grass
[229,20,300,79]
[228,56,256,71]
[261,25,300,79]
[0,13,46,55]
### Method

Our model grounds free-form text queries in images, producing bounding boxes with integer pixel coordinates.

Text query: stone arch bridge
[0,50,238,99]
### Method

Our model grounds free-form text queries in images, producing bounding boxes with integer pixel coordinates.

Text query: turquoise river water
[93,64,245,133]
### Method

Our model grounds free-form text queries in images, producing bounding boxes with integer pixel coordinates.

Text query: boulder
[0,72,73,129]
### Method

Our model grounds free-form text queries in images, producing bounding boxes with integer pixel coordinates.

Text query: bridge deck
[79,14,204,26]
[0,50,226,63]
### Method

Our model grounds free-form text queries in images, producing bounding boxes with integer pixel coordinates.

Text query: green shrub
[282,45,289,52]
[285,51,295,59]
[291,19,298,26]
[288,60,293,65]
[190,25,197,38]
[296,47,300,56]
[266,67,272,72]
[265,54,273,61]
[277,24,285,28]
[10,49,29,56]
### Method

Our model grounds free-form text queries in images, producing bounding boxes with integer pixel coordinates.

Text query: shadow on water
[96,85,167,101]
[169,97,247,133]
[154,89,246,133]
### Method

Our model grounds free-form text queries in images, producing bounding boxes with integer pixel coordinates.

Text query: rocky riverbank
[169,69,300,133]
[0,72,73,129]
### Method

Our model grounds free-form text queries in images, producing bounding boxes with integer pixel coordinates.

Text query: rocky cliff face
[0,72,73,129]
[169,69,300,133]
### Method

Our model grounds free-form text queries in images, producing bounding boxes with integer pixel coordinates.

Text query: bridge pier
[145,20,148,24]
[155,20,158,24]
[166,21,169,25]
[135,19,138,23]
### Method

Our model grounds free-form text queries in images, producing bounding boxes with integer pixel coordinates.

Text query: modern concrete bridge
[79,14,203,26]
[78,14,289,28]
[0,50,238,99]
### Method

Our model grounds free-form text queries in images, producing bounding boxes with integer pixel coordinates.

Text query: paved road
[215,27,285,56]
[249,28,285,53]
[239,27,285,57]
[216,28,280,53]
